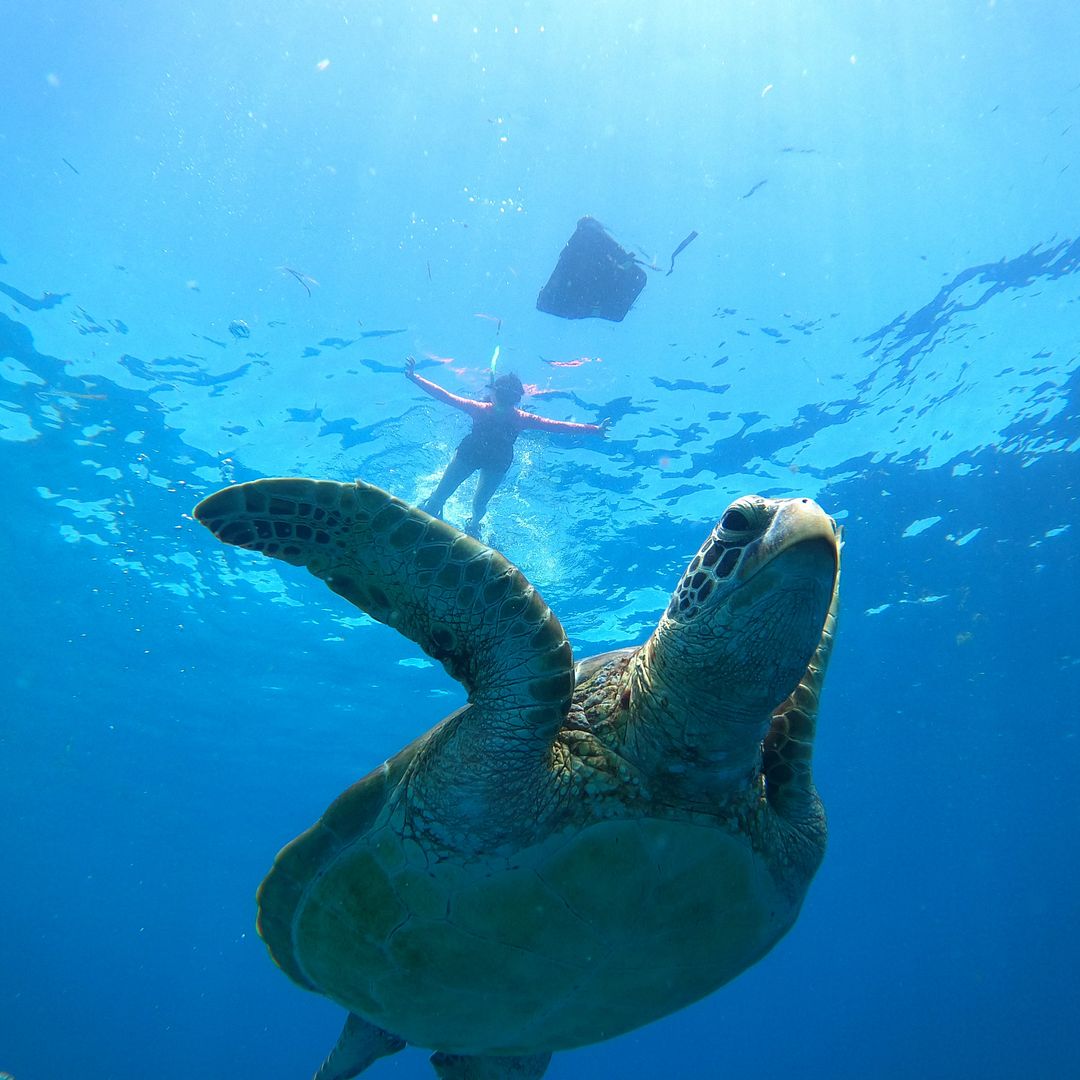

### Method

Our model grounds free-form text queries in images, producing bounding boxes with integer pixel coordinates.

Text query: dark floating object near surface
[228,319,251,340]
[537,217,647,322]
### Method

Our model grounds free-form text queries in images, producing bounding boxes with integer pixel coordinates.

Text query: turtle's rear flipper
[430,1050,551,1079]
[315,1013,404,1080]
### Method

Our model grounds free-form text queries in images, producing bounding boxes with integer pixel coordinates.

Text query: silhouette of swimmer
[405,356,609,536]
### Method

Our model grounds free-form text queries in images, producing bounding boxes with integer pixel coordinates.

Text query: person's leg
[422,450,475,517]
[467,464,510,536]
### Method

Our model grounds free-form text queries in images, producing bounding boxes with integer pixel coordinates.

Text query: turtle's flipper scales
[194,478,574,747]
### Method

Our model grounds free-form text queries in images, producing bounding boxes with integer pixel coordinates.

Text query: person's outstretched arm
[517,410,611,436]
[404,357,483,415]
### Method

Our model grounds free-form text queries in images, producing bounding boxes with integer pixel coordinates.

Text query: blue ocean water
[2,2,1078,1078]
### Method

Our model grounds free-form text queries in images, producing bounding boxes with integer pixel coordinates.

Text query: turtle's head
[623,493,840,828]
[648,495,840,724]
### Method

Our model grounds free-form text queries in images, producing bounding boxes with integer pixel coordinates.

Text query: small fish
[62,157,79,174]
[741,180,767,199]
[38,388,107,401]
[280,266,319,296]
[473,312,502,333]
[666,231,699,275]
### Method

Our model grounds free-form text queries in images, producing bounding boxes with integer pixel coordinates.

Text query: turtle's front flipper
[193,479,574,753]
[315,1013,405,1080]
[430,1050,551,1079]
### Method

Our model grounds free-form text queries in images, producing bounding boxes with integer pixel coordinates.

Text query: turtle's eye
[719,497,767,536]
[720,507,752,532]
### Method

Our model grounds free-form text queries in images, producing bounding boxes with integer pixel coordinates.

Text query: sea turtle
[193,477,841,1080]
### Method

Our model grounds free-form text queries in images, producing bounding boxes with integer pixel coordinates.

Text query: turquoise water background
[2,3,1078,1077]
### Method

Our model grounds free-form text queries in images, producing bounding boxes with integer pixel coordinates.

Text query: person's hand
[405,356,416,377]
[599,417,612,435]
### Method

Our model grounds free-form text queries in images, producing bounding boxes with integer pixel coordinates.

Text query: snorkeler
[405,356,609,536]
